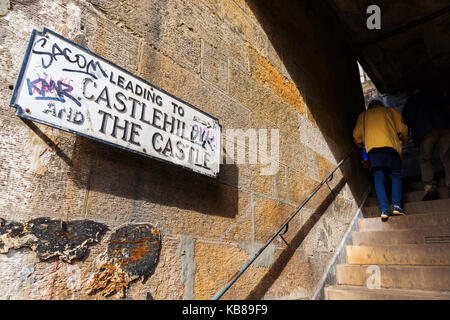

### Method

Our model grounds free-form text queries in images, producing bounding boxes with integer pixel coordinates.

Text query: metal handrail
[211,146,357,300]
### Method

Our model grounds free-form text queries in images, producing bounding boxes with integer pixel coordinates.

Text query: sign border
[10,28,222,178]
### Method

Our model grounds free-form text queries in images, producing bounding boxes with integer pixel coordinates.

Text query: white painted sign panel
[10,28,221,177]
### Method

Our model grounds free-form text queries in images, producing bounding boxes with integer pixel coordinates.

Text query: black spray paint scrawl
[85,224,161,298]
[0,217,107,262]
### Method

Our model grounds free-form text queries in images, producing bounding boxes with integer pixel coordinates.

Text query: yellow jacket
[353,105,409,157]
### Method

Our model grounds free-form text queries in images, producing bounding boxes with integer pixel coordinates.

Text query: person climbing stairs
[325,175,450,299]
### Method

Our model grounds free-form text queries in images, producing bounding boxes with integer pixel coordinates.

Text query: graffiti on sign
[10,28,221,177]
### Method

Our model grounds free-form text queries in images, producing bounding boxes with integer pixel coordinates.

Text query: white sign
[10,28,221,177]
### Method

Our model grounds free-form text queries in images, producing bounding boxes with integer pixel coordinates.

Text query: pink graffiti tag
[191,124,218,151]
[26,76,81,107]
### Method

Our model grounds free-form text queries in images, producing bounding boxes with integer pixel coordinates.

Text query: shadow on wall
[246,0,369,204]
[68,135,239,219]
[13,8,242,221]
[246,173,348,299]
[242,0,371,298]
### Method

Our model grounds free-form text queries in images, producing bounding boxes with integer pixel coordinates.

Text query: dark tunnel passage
[248,0,450,180]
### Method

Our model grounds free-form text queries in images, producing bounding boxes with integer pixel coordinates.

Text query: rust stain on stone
[247,46,305,115]
[86,262,129,298]
[85,224,161,298]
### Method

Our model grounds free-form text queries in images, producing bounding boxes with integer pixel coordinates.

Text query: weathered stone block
[223,0,267,54]
[297,113,337,163]
[82,9,141,73]
[199,0,224,19]
[0,0,370,302]
[266,42,284,77]
[317,154,336,180]
[159,13,202,74]
[194,241,267,299]
[229,60,302,140]
[88,0,167,45]
[85,224,161,298]
[278,132,312,170]
[84,145,253,242]
[332,195,358,222]
[133,235,184,299]
[288,167,322,206]
[253,195,297,244]
[168,0,249,70]
[233,0,246,12]
[238,241,276,268]
[247,46,305,115]
[201,39,228,91]
[254,248,314,299]
[0,115,92,221]
[221,128,279,195]
[0,0,9,16]
[275,165,289,202]
[0,1,84,86]
[138,42,251,131]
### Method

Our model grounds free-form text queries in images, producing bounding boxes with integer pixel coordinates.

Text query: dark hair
[368,99,384,109]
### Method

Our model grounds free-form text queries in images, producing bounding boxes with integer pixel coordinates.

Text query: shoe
[381,210,393,220]
[392,205,407,216]
[422,184,439,201]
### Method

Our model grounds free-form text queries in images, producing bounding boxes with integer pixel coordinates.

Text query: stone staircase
[325,177,450,299]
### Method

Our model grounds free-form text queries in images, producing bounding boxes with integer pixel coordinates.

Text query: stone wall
[0,0,369,300]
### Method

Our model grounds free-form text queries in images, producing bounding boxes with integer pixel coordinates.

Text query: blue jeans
[373,168,402,211]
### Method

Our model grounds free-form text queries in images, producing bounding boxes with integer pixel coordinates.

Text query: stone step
[352,226,450,246]
[359,212,450,231]
[345,244,450,265]
[336,264,450,291]
[363,198,450,217]
[402,174,445,184]
[325,285,450,300]
[403,178,446,192]
[365,187,449,207]
[367,178,446,196]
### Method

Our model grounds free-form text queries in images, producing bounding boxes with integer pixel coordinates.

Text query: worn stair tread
[365,187,449,206]
[402,174,445,184]
[346,243,450,265]
[352,226,450,245]
[336,264,450,291]
[332,177,450,300]
[359,212,450,231]
[325,285,450,300]
[368,178,446,195]
[363,198,450,217]
[403,178,446,192]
